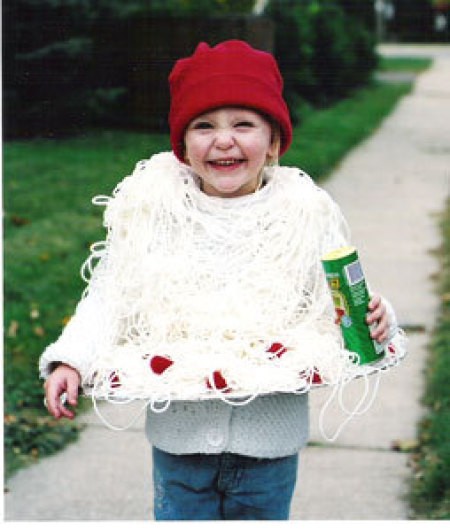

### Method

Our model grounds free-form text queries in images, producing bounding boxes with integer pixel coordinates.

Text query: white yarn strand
[318,369,382,442]
[76,152,407,435]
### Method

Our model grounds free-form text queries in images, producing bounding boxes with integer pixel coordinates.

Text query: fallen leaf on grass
[33,326,45,337]
[391,439,419,452]
[10,215,31,227]
[61,315,72,326]
[4,414,17,425]
[7,321,19,338]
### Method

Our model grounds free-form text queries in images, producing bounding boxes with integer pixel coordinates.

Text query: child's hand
[366,294,390,344]
[44,364,81,420]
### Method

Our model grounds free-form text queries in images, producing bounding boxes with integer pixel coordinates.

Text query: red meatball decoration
[109,371,121,388]
[150,355,174,375]
[267,342,287,358]
[206,370,229,392]
[312,369,322,385]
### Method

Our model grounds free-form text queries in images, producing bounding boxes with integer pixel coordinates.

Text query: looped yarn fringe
[86,328,407,439]
[77,152,407,439]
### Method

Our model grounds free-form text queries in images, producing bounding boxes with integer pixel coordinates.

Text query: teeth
[213,159,239,166]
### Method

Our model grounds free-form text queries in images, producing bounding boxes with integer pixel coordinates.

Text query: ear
[183,148,191,166]
[266,122,281,164]
[266,135,280,165]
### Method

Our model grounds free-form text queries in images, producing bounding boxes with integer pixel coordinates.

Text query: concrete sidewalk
[4,45,450,521]
[293,44,450,519]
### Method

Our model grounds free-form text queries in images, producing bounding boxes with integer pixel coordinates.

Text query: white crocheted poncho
[40,152,406,409]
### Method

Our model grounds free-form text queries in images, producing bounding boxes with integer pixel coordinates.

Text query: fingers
[367,294,390,344]
[66,373,79,407]
[44,383,65,419]
[55,388,76,420]
[44,380,69,419]
[44,365,80,420]
[369,312,389,343]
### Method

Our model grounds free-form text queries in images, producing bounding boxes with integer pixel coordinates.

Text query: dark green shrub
[3,1,99,138]
[268,2,316,124]
[4,0,378,138]
[4,0,258,139]
[268,0,377,110]
[392,0,436,42]
[334,0,376,30]
[305,2,377,104]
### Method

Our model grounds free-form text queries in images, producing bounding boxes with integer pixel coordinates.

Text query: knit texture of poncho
[40,152,407,414]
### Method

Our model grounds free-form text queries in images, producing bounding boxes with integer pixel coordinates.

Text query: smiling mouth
[208,158,245,168]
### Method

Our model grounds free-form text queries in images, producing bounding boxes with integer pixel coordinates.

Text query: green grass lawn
[409,198,450,520]
[378,55,432,73]
[3,75,413,479]
[282,81,412,179]
[3,131,171,477]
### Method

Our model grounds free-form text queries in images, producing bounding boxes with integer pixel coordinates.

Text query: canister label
[322,246,385,364]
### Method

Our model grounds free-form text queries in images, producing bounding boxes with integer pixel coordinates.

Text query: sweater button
[206,428,224,447]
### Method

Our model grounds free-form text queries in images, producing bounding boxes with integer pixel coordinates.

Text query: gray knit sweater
[145,393,309,458]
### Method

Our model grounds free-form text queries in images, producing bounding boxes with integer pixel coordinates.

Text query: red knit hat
[168,40,293,162]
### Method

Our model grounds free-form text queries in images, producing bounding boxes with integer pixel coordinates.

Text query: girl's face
[184,107,278,198]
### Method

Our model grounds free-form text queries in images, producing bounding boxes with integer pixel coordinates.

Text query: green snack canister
[321,246,385,365]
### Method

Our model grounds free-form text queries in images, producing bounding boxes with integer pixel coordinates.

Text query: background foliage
[268,0,377,123]
[4,0,379,138]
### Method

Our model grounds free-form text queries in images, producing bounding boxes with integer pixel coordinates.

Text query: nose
[213,127,235,149]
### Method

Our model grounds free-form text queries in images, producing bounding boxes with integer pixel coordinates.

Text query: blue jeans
[152,447,299,520]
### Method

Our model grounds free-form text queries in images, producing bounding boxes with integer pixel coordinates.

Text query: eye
[235,121,254,128]
[191,121,213,130]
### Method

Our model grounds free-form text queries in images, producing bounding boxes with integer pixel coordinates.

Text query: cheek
[247,137,273,163]
[184,140,208,176]
[184,133,208,161]
[185,150,204,172]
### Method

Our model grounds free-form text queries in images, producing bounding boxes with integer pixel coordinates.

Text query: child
[41,40,400,520]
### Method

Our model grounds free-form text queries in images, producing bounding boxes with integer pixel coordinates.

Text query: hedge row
[269,1,377,123]
[4,0,378,138]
